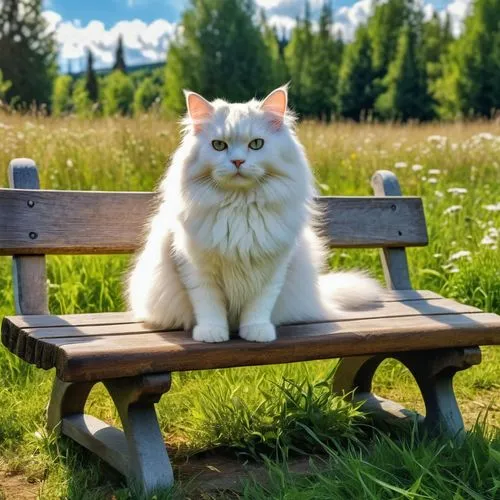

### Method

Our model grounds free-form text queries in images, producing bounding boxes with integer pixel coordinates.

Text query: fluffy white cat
[127,86,381,343]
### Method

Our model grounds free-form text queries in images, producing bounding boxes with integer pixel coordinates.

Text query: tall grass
[0,114,499,498]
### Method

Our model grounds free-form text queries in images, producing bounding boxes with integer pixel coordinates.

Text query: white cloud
[43,10,176,72]
[44,0,472,72]
[441,0,471,37]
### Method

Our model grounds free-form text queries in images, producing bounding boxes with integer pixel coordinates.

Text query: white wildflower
[428,169,441,175]
[435,191,444,198]
[443,205,462,215]
[394,161,407,168]
[427,135,448,146]
[66,159,74,168]
[487,227,499,238]
[449,250,471,261]
[473,132,495,141]
[447,187,468,195]
[442,264,460,273]
[412,164,424,171]
[480,235,496,246]
[483,203,500,212]
[428,177,438,184]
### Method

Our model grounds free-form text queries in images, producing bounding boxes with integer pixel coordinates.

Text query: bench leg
[47,374,174,496]
[332,347,481,439]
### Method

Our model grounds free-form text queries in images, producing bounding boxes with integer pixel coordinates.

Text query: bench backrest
[3,159,427,314]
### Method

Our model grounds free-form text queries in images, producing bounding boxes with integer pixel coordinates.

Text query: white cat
[127,86,381,343]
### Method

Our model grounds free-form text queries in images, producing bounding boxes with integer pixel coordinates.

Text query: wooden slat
[23,299,485,369]
[317,196,427,248]
[371,170,413,290]
[2,290,444,330]
[3,297,499,382]
[0,189,427,255]
[2,295,470,362]
[0,189,156,255]
[54,312,500,381]
[8,159,49,314]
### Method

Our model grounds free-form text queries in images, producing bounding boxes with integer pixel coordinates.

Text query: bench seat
[3,161,499,495]
[3,290,500,383]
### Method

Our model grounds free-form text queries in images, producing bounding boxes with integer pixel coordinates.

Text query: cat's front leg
[239,257,291,343]
[178,259,229,343]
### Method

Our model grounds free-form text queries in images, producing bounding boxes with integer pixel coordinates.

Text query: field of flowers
[0,114,499,498]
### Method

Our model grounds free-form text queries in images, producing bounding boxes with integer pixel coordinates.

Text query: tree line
[1,0,500,121]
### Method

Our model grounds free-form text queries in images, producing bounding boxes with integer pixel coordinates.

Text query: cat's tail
[319,272,383,310]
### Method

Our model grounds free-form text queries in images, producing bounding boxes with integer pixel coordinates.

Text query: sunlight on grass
[0,115,499,498]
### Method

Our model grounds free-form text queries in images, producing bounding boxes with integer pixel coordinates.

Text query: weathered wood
[15,297,485,345]
[1,290,443,332]
[371,170,414,290]
[8,160,48,314]
[2,307,498,382]
[0,189,427,255]
[0,289,443,357]
[332,347,481,438]
[2,295,491,373]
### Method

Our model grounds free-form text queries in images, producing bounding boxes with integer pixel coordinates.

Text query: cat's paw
[239,323,276,342]
[193,324,229,343]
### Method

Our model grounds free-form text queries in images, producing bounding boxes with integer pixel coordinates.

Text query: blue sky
[48,0,452,27]
[42,0,470,71]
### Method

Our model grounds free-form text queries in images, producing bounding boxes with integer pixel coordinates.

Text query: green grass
[0,115,499,498]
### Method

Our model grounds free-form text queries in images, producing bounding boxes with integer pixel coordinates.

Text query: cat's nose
[231,159,245,168]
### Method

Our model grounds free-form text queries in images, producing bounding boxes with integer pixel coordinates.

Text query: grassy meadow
[0,114,499,498]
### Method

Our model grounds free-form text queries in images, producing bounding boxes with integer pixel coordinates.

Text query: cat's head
[179,86,309,196]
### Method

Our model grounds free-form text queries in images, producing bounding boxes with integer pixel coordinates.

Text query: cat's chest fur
[183,197,297,259]
[180,197,298,325]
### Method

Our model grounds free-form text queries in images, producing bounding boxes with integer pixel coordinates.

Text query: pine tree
[52,75,73,116]
[337,26,375,120]
[0,69,12,102]
[103,71,134,116]
[284,1,313,116]
[368,0,410,75]
[491,27,500,114]
[72,78,92,118]
[304,1,341,121]
[436,0,500,118]
[134,77,161,114]
[260,9,288,88]
[0,0,57,107]
[423,11,453,115]
[113,34,127,73]
[85,50,99,102]
[375,18,432,121]
[164,0,273,115]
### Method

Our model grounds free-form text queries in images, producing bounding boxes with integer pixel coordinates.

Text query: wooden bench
[1,158,500,495]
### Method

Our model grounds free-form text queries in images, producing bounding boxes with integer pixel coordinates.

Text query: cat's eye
[212,140,228,151]
[249,138,264,150]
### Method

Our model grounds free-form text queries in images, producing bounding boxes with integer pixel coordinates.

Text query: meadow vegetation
[0,114,499,498]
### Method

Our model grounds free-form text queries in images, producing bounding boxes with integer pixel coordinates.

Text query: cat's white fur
[127,86,381,343]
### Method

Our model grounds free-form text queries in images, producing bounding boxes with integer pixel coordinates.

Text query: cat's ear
[260,86,288,130]
[184,90,214,133]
